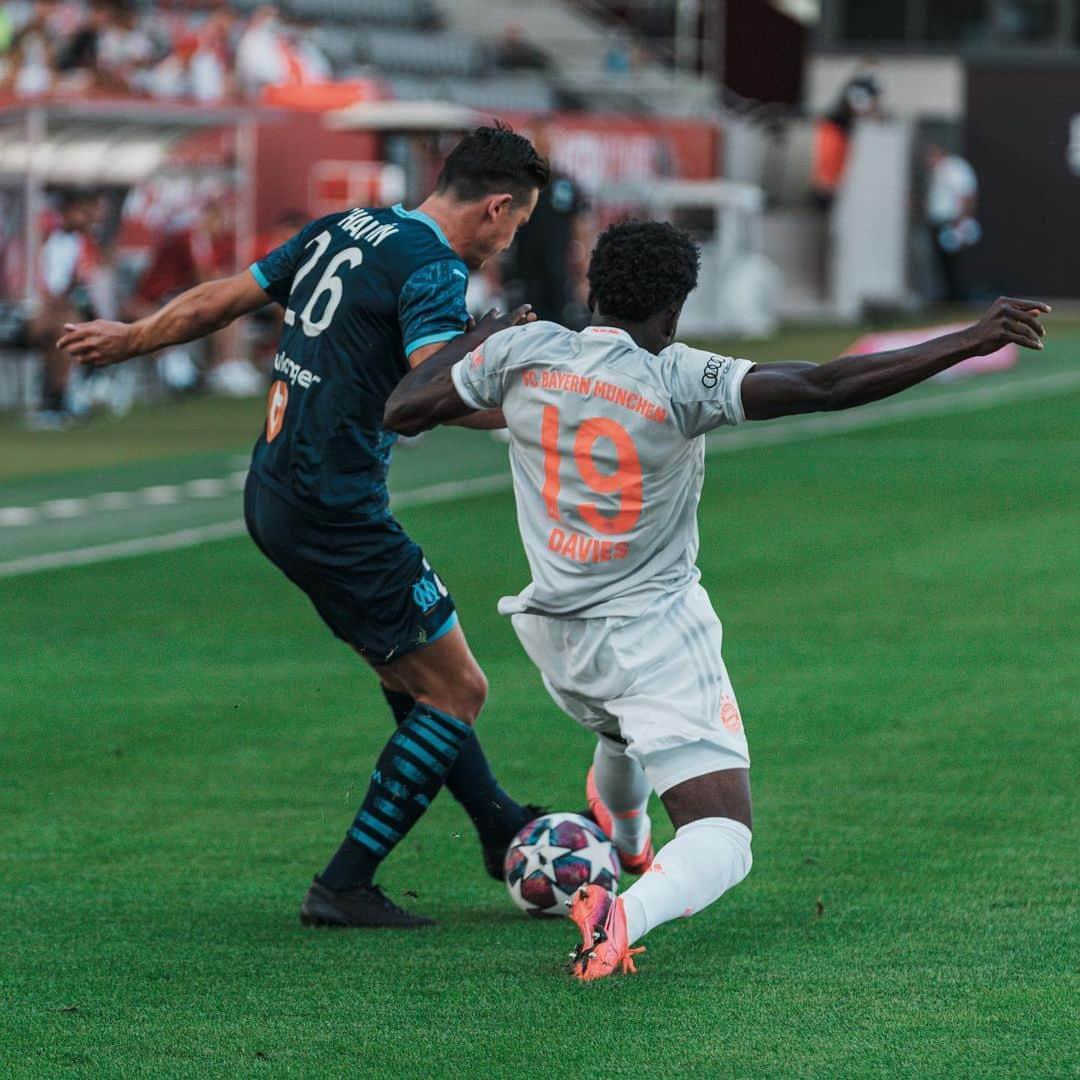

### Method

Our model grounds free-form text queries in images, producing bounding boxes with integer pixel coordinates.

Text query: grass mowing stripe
[2,367,1077,581]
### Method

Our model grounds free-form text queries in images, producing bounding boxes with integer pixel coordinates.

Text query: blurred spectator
[496,23,548,71]
[924,142,980,303]
[604,42,632,75]
[28,190,104,426]
[2,5,56,97]
[812,70,883,207]
[96,1,158,94]
[130,198,262,397]
[186,9,237,103]
[0,0,331,103]
[236,4,329,100]
[504,119,588,326]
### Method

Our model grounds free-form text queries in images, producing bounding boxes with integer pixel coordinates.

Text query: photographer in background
[924,141,981,304]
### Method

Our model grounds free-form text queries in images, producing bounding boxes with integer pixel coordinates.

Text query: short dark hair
[436,125,550,204]
[587,220,700,322]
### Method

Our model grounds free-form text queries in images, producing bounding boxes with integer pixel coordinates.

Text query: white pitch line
[0,367,1077,580]
[0,520,248,578]
[0,506,37,526]
[94,491,137,511]
[186,477,230,498]
[141,484,183,506]
[42,497,89,519]
[0,472,249,527]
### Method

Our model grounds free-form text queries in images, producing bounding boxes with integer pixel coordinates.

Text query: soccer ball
[504,812,621,919]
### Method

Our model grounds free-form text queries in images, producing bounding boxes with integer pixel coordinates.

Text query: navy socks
[382,687,529,849]
[320,703,471,891]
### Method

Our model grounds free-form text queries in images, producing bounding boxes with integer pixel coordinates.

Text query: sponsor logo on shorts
[412,578,442,611]
[412,559,450,613]
[720,696,743,732]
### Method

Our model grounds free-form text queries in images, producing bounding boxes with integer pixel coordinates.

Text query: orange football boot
[568,884,645,982]
[585,766,655,875]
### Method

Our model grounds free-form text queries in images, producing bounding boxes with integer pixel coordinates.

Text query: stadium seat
[304,25,365,69]
[449,78,556,113]
[356,29,491,78]
[381,73,555,112]
[284,0,440,29]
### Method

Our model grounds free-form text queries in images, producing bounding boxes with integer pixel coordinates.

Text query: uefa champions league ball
[504,811,621,918]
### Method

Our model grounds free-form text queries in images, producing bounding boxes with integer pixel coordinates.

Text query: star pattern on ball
[573,829,619,884]
[514,827,574,883]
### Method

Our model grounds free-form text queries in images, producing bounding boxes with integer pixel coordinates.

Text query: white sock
[593,739,652,855]
[620,817,752,945]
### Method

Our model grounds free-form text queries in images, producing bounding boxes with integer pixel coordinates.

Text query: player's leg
[317,624,486,887]
[378,675,538,879]
[619,763,752,945]
[587,736,654,873]
[29,299,75,418]
[571,758,751,981]
[569,586,753,978]
[304,627,484,928]
[245,476,476,926]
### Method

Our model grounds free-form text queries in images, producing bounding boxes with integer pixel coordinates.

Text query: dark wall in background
[965,61,1080,296]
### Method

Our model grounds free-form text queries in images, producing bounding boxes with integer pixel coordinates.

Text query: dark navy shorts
[244,472,458,665]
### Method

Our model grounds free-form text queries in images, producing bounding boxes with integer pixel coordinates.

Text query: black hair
[587,220,700,322]
[436,124,550,204]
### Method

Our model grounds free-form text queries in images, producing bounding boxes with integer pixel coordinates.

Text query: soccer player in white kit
[385,222,1050,980]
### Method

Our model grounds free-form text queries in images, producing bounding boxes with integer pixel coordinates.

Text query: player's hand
[56,320,137,367]
[966,297,1051,356]
[471,304,535,343]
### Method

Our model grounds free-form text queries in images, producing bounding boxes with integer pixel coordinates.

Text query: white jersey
[451,321,753,618]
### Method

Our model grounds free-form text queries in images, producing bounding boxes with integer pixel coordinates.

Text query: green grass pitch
[2,341,1078,1076]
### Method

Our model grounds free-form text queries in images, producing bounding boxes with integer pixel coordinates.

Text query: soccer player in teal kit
[59,127,550,927]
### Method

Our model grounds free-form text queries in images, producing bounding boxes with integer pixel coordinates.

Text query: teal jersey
[249,204,469,520]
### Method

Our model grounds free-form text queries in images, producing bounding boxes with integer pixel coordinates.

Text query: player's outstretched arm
[385,305,533,435]
[740,297,1050,421]
[57,271,271,368]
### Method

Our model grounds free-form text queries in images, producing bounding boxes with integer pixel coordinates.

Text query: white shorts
[511,584,750,795]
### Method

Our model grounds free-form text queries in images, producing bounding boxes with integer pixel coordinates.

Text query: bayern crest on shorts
[504,811,621,918]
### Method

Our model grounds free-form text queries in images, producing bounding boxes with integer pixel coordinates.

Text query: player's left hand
[966,297,1051,356]
[57,320,137,367]
[468,304,535,342]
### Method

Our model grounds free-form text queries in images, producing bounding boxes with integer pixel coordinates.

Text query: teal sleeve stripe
[249,263,271,290]
[404,330,460,358]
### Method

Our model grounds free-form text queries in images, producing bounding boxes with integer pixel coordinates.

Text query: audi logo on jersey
[701,357,724,389]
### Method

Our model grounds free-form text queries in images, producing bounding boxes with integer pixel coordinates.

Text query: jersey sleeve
[449,326,519,411]
[249,226,310,307]
[663,344,755,438]
[399,258,470,358]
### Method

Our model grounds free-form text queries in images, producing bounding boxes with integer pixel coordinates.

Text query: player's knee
[423,667,487,725]
[454,667,488,724]
[732,833,752,882]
